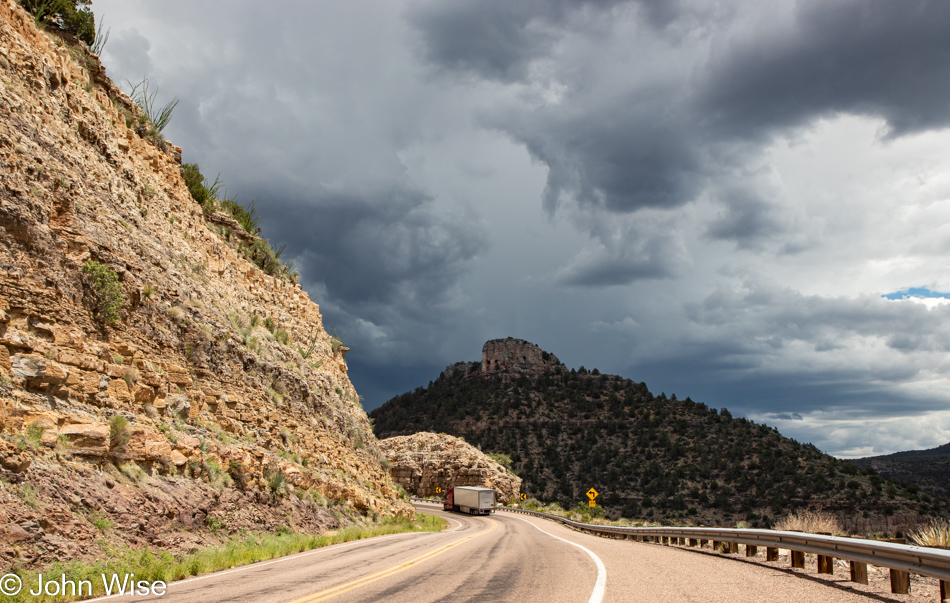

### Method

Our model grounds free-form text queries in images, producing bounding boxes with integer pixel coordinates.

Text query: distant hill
[851,443,950,499]
[372,338,949,533]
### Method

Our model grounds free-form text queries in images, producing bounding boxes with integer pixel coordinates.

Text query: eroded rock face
[481,338,562,377]
[0,0,410,568]
[379,432,521,504]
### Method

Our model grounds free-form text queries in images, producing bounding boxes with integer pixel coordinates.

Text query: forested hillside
[852,443,950,499]
[372,340,949,533]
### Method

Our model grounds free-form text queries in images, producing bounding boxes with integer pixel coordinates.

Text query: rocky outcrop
[481,338,562,377]
[0,0,410,568]
[379,432,521,504]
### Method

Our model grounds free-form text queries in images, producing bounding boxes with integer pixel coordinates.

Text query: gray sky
[94,0,950,457]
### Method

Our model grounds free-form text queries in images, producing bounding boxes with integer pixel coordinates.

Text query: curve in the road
[506,513,606,603]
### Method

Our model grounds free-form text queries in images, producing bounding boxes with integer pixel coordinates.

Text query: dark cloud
[500,106,705,215]
[553,220,686,286]
[414,0,950,272]
[252,185,487,309]
[705,188,786,249]
[699,0,950,138]
[407,0,556,83]
[407,0,634,82]
[93,0,950,455]
[766,413,803,421]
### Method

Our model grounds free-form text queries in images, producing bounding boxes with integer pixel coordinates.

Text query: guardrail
[410,497,950,598]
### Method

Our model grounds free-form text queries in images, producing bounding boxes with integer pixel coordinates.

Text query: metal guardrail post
[746,545,757,558]
[766,547,778,562]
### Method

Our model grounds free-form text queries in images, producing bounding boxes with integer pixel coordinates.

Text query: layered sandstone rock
[0,0,410,567]
[380,432,521,504]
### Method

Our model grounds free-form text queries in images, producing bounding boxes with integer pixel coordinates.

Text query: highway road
[88,503,907,602]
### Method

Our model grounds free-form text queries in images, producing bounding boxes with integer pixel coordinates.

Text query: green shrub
[488,452,514,472]
[81,260,124,324]
[108,415,129,450]
[19,0,95,45]
[220,198,260,235]
[91,513,113,531]
[182,163,223,216]
[266,470,287,496]
[25,421,45,447]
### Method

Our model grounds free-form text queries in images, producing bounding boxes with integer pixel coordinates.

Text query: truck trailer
[443,486,495,515]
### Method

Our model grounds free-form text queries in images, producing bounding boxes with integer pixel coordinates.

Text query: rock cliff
[481,338,562,377]
[0,0,409,568]
[379,432,521,504]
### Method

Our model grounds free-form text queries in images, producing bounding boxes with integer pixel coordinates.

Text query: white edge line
[506,514,606,603]
[84,531,426,602]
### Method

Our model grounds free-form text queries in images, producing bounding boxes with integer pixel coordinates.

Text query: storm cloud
[93,0,950,456]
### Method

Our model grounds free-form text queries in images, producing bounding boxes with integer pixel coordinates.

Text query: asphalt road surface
[85,503,908,603]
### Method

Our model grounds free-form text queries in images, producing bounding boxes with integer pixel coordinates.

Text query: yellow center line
[287,518,498,603]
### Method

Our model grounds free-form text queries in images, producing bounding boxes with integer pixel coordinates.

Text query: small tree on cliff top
[18,0,95,45]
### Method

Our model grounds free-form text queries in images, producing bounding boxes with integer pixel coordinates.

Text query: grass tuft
[773,510,842,534]
[911,519,950,547]
[126,77,179,134]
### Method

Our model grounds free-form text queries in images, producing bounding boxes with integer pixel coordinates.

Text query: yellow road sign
[586,488,599,500]
[436,487,441,494]
[588,500,596,508]
[520,493,527,501]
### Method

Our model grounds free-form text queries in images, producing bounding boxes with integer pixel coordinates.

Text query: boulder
[379,432,521,504]
[58,423,109,456]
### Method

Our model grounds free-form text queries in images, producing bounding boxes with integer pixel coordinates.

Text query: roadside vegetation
[0,514,445,603]
[910,519,950,547]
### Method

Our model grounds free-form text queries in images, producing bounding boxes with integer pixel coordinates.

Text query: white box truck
[443,486,495,515]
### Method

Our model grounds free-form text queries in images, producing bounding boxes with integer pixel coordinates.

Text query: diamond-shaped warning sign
[586,488,599,500]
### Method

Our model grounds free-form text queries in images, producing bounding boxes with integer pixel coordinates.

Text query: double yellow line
[288,518,497,603]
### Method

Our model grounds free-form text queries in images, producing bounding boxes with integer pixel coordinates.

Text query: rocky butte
[442,337,563,382]
[0,0,413,568]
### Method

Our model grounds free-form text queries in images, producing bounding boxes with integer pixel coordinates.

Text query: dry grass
[773,510,842,535]
[910,519,950,547]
